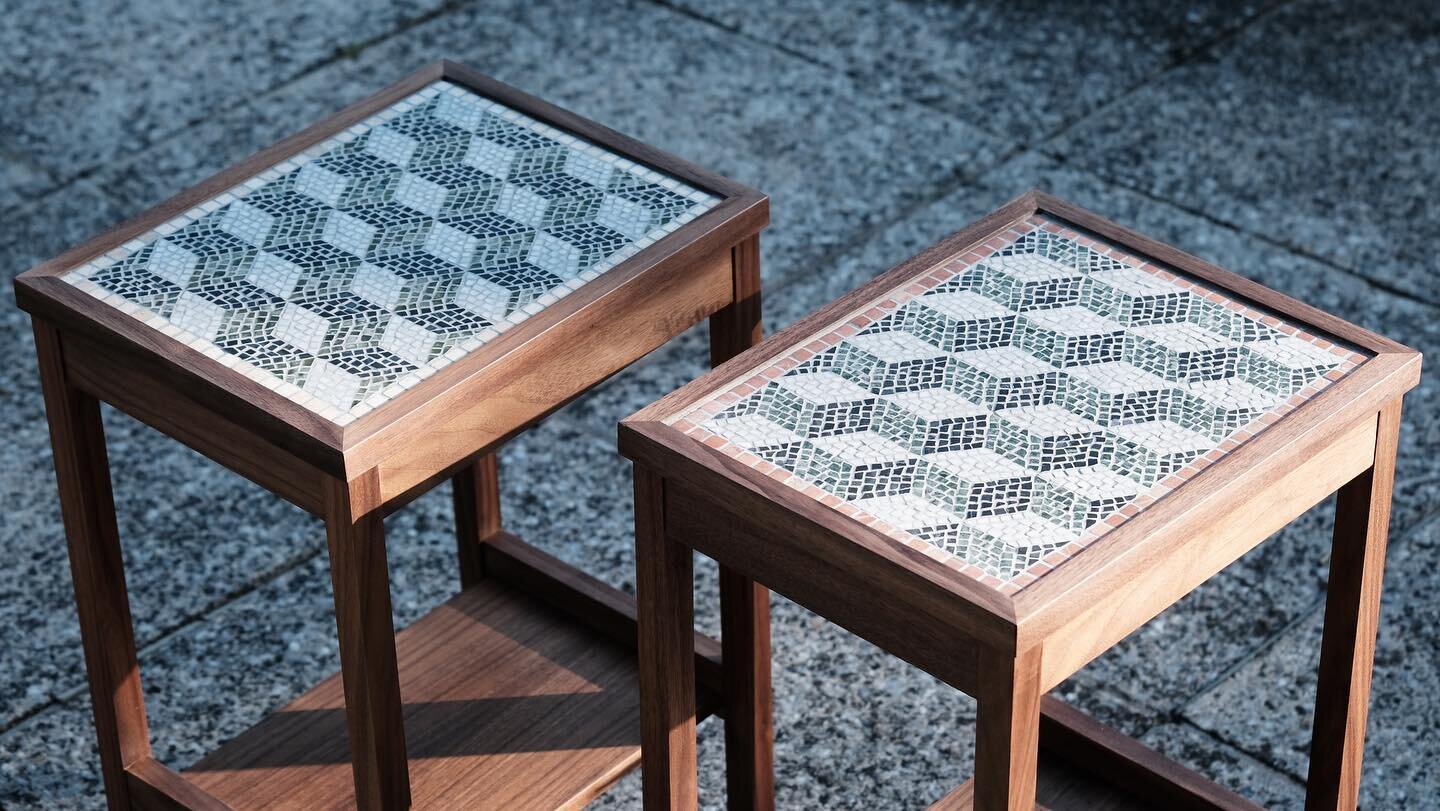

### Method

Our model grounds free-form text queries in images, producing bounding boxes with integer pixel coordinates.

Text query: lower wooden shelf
[931,697,1260,810]
[179,534,720,810]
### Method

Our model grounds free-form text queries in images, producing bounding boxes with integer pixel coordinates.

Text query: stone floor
[1,1,1436,808]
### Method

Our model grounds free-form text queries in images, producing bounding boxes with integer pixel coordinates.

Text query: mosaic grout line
[61,80,721,425]
[679,215,1368,591]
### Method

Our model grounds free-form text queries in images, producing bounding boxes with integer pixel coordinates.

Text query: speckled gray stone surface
[0,0,452,185]
[1054,0,1440,305]
[1183,514,1440,810]
[2,1,1437,808]
[666,0,1268,142]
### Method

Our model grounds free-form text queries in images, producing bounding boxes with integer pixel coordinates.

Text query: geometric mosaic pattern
[62,81,720,425]
[676,216,1368,593]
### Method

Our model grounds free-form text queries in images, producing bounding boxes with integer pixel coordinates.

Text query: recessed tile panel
[62,81,720,425]
[676,216,1367,593]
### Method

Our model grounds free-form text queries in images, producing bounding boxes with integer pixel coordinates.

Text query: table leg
[35,321,151,810]
[974,646,1043,811]
[452,453,501,589]
[324,471,411,810]
[1305,400,1403,811]
[635,467,698,809]
[710,235,776,810]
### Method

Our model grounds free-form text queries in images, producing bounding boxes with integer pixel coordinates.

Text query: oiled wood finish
[64,330,327,513]
[635,467,699,809]
[34,321,151,810]
[481,531,725,694]
[710,234,775,810]
[127,759,232,811]
[365,242,736,502]
[323,473,409,810]
[452,454,501,589]
[1305,399,1403,810]
[188,577,718,809]
[974,646,1043,811]
[1032,412,1380,691]
[661,473,980,693]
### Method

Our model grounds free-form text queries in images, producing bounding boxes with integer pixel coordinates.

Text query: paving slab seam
[1174,506,1440,759]
[0,544,326,738]
[1028,0,1298,148]
[10,0,485,208]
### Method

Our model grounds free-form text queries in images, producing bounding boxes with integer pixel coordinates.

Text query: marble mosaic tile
[61,81,721,425]
[675,216,1368,593]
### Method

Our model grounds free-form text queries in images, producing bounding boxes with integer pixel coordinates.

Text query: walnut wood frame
[18,62,772,810]
[620,192,1421,810]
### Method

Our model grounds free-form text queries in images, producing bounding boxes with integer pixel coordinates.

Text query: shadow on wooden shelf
[170,533,720,810]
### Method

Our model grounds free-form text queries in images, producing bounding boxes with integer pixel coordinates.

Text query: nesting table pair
[19,62,1419,810]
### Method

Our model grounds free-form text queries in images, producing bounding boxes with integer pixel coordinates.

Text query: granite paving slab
[666,0,1270,142]
[0,0,452,185]
[0,157,56,215]
[90,0,1006,292]
[1182,512,1440,809]
[1053,0,1440,305]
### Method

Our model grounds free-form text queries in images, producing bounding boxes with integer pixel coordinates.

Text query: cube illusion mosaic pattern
[677,217,1368,593]
[62,81,720,425]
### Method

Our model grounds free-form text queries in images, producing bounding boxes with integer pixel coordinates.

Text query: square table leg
[709,235,777,810]
[636,466,699,808]
[1305,400,1403,810]
[323,471,412,810]
[452,452,502,589]
[34,321,152,810]
[974,646,1044,811]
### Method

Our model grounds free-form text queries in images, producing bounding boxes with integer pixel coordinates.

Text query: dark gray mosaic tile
[1053,0,1440,304]
[668,0,1268,142]
[0,0,451,182]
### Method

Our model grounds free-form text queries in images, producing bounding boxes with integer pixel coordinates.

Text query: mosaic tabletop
[62,81,720,425]
[675,216,1367,594]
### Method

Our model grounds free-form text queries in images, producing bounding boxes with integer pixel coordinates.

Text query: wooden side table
[16,61,772,810]
[621,192,1421,810]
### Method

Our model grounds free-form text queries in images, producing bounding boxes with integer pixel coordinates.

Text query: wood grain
[1032,412,1379,690]
[34,320,151,810]
[323,472,410,810]
[710,234,775,810]
[451,454,500,589]
[64,329,327,513]
[634,467,699,809]
[364,243,736,503]
[127,758,232,811]
[1304,399,1403,810]
[480,531,725,694]
[188,579,712,809]
[974,646,1043,811]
